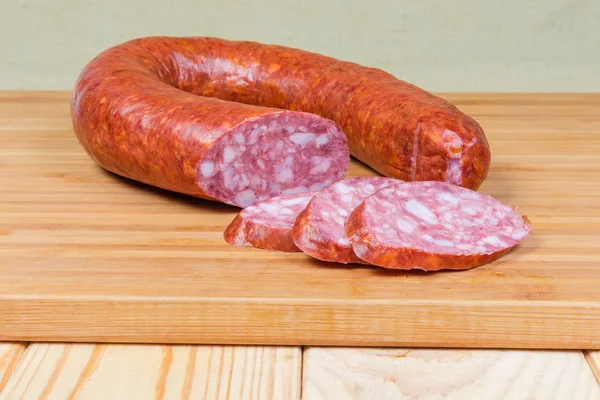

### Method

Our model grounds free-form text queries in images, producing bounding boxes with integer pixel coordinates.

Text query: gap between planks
[585,351,600,386]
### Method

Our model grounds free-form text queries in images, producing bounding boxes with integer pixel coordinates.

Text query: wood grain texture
[0,344,27,393]
[586,351,600,386]
[0,343,301,400]
[1,91,600,348]
[303,348,600,400]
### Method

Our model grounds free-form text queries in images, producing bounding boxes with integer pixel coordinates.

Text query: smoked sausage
[71,36,491,207]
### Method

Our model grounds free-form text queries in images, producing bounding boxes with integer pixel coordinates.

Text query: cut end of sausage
[346,181,531,271]
[197,112,350,207]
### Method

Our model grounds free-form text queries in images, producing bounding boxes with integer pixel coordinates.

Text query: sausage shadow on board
[299,242,536,276]
[96,167,237,214]
[300,257,457,277]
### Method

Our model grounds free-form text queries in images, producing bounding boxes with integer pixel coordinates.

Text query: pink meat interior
[309,176,400,246]
[240,191,316,228]
[364,181,531,255]
[197,112,349,207]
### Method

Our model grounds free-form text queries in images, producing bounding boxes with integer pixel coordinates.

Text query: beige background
[1,0,598,92]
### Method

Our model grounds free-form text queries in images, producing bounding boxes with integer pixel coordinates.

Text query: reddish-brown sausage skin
[71,36,491,198]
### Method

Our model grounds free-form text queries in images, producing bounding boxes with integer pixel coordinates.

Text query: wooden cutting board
[1,91,599,349]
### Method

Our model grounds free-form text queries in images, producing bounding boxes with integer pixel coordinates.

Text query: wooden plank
[0,343,301,400]
[585,351,600,386]
[0,92,600,349]
[303,348,600,399]
[0,343,27,393]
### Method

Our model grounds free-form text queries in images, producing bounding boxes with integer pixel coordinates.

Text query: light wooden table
[0,343,598,398]
[1,92,600,399]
